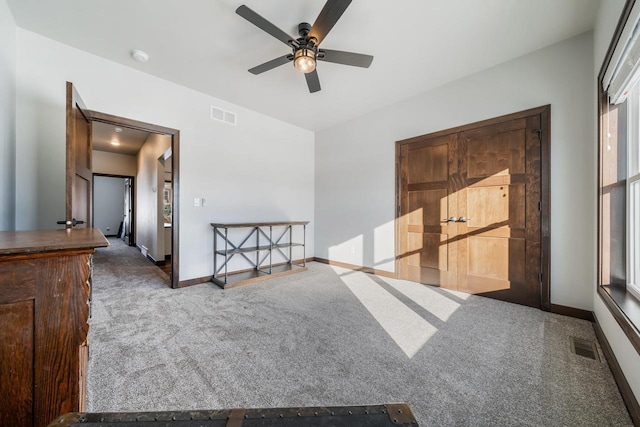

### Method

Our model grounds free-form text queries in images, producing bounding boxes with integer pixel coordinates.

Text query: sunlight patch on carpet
[334,266,436,358]
[378,277,461,322]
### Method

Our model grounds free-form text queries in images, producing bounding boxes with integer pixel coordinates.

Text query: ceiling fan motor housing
[298,22,312,39]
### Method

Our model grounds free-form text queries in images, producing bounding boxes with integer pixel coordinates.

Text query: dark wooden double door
[397,107,548,308]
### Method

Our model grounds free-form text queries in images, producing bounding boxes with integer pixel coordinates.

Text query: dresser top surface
[0,228,109,255]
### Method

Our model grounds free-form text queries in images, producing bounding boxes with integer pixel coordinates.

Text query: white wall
[93,150,137,177]
[136,133,170,262]
[93,176,125,236]
[595,0,627,71]
[593,0,640,405]
[0,0,16,230]
[316,32,595,311]
[14,29,315,281]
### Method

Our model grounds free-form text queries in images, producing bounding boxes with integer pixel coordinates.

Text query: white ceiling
[7,0,600,132]
[92,121,150,155]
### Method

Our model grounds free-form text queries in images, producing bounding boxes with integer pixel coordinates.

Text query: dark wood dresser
[0,229,108,427]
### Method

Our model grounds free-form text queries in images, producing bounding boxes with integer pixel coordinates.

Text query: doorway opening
[158,146,173,277]
[90,111,180,289]
[92,174,134,246]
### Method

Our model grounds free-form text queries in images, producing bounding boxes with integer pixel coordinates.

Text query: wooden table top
[0,228,109,255]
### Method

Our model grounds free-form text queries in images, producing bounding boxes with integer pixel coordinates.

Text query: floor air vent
[570,336,600,361]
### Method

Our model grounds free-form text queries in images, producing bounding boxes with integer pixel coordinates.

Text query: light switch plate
[193,197,201,207]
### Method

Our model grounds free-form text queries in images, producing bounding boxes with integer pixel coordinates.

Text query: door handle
[56,218,85,228]
[442,217,457,222]
[457,216,470,222]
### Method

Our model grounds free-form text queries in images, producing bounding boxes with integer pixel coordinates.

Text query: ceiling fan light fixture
[294,48,316,74]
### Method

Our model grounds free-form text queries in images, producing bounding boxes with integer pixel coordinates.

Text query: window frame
[598,0,640,355]
[628,173,640,300]
[628,85,640,300]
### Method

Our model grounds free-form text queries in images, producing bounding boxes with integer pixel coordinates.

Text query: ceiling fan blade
[249,55,293,75]
[236,5,295,46]
[308,0,352,46]
[318,49,373,68]
[305,70,321,93]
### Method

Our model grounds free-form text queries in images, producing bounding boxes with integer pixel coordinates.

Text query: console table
[0,229,108,427]
[211,221,309,289]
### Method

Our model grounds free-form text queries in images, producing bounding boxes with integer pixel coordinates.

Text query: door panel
[399,135,458,287]
[464,238,528,300]
[73,177,89,229]
[406,233,447,270]
[467,236,511,280]
[408,189,447,226]
[407,143,449,183]
[464,119,527,179]
[466,184,525,229]
[457,116,540,306]
[0,300,34,427]
[466,237,526,281]
[397,109,545,308]
[66,82,92,228]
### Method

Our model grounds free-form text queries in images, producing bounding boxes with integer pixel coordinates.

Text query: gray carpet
[87,238,632,426]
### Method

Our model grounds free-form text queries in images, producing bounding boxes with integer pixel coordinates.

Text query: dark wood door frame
[395,105,551,311]
[92,173,135,245]
[88,110,181,289]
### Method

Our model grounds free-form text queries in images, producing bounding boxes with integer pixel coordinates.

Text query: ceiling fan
[236,0,374,93]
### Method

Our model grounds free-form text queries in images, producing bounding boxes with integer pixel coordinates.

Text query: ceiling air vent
[210,105,237,126]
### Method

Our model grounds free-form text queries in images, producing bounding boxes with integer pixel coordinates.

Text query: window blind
[603,0,640,104]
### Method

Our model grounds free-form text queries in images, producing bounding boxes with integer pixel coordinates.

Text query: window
[626,85,640,301]
[598,0,640,353]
